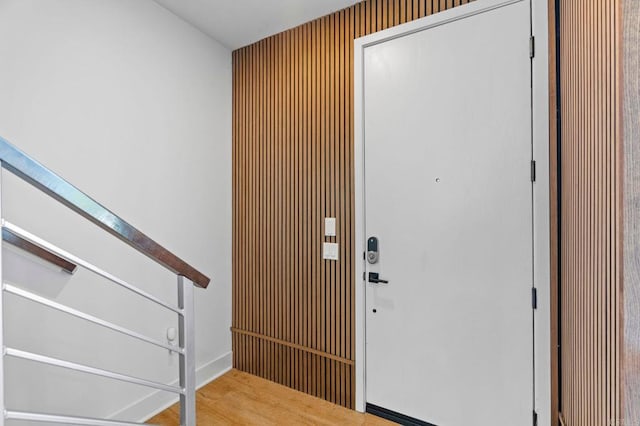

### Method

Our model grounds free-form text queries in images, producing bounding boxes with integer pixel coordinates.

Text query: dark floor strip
[366,403,438,426]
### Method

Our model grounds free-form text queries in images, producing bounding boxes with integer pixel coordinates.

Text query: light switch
[323,242,339,260]
[324,217,336,237]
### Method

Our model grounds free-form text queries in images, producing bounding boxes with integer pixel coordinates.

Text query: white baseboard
[108,351,233,423]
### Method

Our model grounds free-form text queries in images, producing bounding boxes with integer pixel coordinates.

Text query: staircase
[0,136,210,426]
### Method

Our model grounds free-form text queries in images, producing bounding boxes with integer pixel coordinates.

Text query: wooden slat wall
[559,0,622,424]
[232,0,472,408]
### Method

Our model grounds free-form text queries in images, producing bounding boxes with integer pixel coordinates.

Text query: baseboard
[366,403,437,426]
[108,351,233,423]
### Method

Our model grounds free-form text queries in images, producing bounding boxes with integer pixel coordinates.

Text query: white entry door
[363,1,533,425]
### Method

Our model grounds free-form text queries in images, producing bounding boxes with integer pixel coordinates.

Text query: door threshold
[366,403,437,426]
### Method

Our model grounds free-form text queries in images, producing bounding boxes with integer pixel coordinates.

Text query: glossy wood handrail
[0,136,210,288]
[2,228,77,274]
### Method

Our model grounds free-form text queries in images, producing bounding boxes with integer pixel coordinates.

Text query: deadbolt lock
[367,236,379,264]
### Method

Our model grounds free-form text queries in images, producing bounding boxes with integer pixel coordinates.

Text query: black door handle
[368,272,389,284]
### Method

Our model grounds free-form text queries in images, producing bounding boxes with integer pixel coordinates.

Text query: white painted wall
[0,0,232,422]
[153,0,359,49]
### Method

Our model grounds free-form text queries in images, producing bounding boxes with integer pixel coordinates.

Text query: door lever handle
[368,272,389,284]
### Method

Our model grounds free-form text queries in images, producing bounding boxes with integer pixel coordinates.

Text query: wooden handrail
[0,136,210,288]
[2,228,77,274]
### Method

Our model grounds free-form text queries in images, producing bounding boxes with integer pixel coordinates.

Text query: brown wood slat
[232,0,471,409]
[559,0,623,424]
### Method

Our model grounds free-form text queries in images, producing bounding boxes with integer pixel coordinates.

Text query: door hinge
[532,287,538,310]
[533,410,538,426]
[529,36,535,58]
[531,160,537,182]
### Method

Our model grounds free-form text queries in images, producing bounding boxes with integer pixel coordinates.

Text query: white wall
[0,0,231,422]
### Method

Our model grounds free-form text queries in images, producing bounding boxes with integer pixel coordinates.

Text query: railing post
[177,275,195,426]
[0,170,5,426]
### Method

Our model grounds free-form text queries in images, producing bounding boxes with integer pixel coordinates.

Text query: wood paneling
[559,0,623,424]
[232,0,472,408]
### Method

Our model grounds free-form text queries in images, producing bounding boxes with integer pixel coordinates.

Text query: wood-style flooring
[147,369,395,425]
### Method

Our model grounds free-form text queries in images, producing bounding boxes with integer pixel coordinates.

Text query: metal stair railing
[0,136,210,426]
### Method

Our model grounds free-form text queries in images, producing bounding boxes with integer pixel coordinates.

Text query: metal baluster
[0,137,210,424]
[177,276,195,426]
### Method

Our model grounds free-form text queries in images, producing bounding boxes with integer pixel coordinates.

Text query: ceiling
[154,0,360,50]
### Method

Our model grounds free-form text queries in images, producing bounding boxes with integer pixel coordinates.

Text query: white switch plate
[323,242,339,260]
[324,217,336,237]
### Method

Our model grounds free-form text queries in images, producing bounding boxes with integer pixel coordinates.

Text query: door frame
[353,0,551,423]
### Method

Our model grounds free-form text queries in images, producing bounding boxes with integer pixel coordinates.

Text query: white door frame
[353,0,551,423]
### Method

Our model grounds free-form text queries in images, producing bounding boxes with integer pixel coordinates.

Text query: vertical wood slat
[232,0,470,409]
[559,0,623,424]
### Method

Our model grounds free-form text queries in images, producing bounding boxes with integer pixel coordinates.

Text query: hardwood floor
[147,369,395,425]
